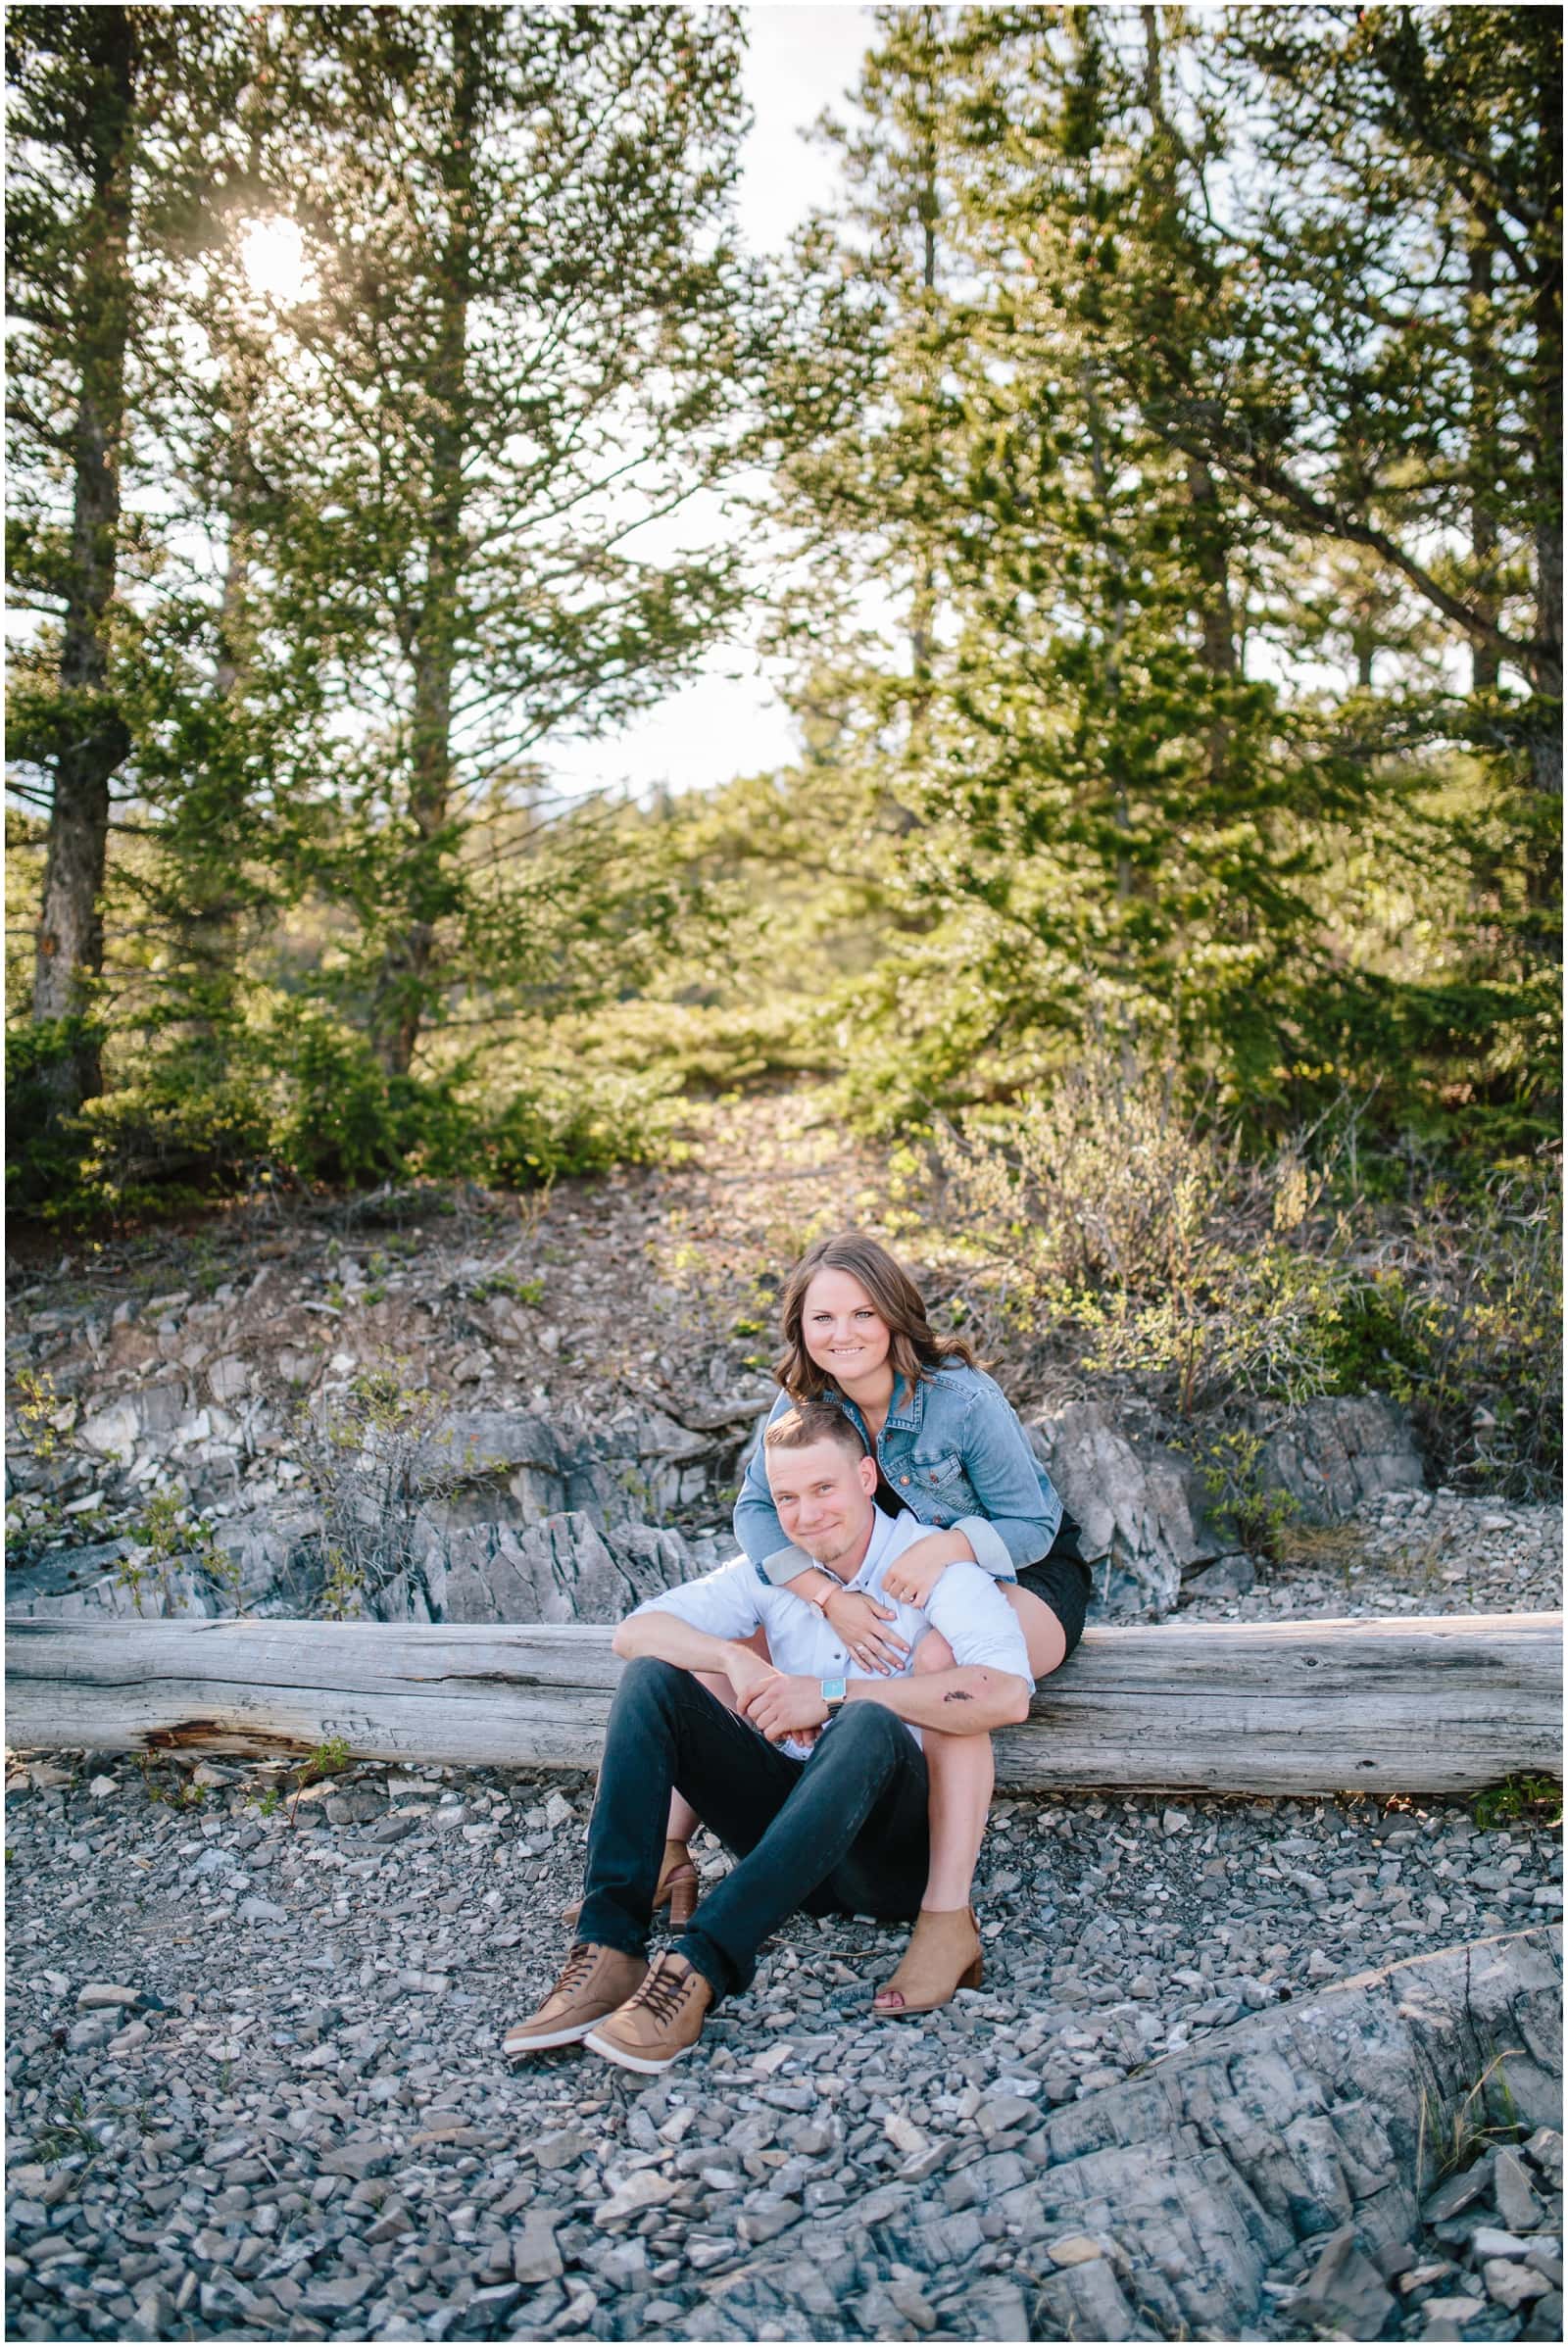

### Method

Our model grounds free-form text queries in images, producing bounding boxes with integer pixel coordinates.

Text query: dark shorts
[1012,1553,1091,1661]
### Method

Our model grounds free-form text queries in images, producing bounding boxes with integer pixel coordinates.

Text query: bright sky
[545,4,876,807]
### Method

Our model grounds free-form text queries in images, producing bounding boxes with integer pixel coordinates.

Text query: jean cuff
[674,1928,739,2007]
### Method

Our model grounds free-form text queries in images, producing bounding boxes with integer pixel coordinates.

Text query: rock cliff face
[8,1239,1429,1627]
[1031,1394,1429,1620]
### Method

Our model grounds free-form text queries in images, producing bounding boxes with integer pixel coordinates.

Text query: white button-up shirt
[627,1503,1033,1759]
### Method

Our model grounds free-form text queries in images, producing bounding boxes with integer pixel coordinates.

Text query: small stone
[1470,2227,1534,2261]
[1160,1809,1191,1835]
[301,2272,375,2314]
[1523,2128,1564,2189]
[1306,1949,1337,1981]
[595,2172,678,2226]
[1422,2297,1486,2340]
[513,2213,564,2285]
[1495,2147,1544,2232]
[88,1775,119,1798]
[535,2128,590,2173]
[543,1791,574,1831]
[1421,2161,1494,2224]
[737,2200,802,2246]
[318,2140,394,2179]
[1047,2235,1107,2268]
[237,1897,286,1925]
[76,1981,140,2009]
[1484,2260,1549,2310]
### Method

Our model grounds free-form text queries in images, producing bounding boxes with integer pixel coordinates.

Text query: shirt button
[900,1475,910,1486]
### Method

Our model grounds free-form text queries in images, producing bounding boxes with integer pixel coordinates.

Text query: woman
[662,1230,1090,2015]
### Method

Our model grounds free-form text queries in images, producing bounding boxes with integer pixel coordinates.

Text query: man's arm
[612,1607,777,1706]
[848,1662,1031,1733]
[742,1660,1030,1742]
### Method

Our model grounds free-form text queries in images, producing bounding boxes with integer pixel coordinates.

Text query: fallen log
[5,1611,1559,1793]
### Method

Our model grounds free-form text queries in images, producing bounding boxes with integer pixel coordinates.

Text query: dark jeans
[575,1656,931,2002]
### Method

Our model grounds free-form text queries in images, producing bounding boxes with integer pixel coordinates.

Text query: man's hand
[880,1532,965,1608]
[740,1673,831,1743]
[722,1643,784,1713]
[823,1588,909,1675]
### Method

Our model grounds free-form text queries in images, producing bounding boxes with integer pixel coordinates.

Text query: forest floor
[5,1085,1564,2343]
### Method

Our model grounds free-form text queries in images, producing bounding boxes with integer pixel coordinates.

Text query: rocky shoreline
[6,1741,1562,2342]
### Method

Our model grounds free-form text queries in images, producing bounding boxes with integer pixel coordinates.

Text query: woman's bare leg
[873,1586,1067,2011]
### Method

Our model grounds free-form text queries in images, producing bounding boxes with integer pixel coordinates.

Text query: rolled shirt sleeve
[923,1561,1034,1689]
[626,1557,765,1643]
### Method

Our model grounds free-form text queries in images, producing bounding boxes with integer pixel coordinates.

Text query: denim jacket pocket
[909,1449,970,1503]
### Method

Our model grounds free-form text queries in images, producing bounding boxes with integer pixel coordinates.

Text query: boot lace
[552,1941,601,1999]
[623,1956,694,2028]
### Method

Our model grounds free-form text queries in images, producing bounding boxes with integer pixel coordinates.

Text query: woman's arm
[732,1394,816,1584]
[946,1381,1063,1580]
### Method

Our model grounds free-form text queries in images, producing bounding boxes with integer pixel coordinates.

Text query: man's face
[766,1438,877,1573]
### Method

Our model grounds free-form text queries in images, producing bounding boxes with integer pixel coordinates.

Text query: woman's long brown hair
[773,1231,981,1403]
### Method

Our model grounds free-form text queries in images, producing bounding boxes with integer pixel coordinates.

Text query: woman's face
[800,1266,893,1386]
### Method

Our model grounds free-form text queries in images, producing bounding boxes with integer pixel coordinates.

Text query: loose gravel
[5,1745,1561,2342]
[1175,1488,1561,1626]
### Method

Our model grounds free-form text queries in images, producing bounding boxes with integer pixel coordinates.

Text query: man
[503,1399,1034,2073]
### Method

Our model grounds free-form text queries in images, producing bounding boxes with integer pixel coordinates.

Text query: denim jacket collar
[883,1373,923,1434]
[840,1373,924,1442]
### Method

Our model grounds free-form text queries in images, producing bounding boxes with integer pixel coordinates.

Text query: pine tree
[8,5,138,1120]
[243,4,759,1077]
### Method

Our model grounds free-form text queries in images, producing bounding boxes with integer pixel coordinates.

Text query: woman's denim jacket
[735,1363,1062,1587]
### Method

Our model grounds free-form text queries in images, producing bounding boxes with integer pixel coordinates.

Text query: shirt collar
[844,1502,901,1589]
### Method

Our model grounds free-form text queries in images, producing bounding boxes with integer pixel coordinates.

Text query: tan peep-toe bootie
[562,1839,699,1932]
[873,1906,983,2017]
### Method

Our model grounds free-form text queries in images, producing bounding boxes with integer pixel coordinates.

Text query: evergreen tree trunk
[1141,10,1237,782]
[1469,239,1501,698]
[30,5,136,1116]
[374,5,479,1078]
[1529,10,1562,788]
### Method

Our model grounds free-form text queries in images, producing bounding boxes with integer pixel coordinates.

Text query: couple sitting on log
[504,1231,1089,2073]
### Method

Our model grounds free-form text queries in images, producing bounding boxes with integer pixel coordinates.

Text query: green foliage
[1473,1775,1563,1834]
[115,1489,240,1617]
[926,1038,1560,1490]
[298,1365,477,1619]
[1182,1429,1302,1565]
[287,1736,352,1827]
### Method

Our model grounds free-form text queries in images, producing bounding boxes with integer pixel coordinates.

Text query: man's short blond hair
[762,1400,868,1462]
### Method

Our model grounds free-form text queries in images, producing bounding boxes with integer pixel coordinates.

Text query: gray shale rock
[1031,1402,1210,1617]
[970,1927,1560,2340]
[1253,1392,1426,1524]
[428,1511,694,1626]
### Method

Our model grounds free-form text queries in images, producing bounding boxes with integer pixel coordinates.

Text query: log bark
[4,1612,1559,1794]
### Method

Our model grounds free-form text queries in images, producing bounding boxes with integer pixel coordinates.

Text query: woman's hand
[880,1531,966,1608]
[822,1589,909,1675]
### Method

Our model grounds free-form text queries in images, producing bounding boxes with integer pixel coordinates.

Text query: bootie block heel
[873,1906,984,2017]
[562,1841,699,1932]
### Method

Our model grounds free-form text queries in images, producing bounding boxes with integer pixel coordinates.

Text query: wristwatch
[819,1678,848,1708]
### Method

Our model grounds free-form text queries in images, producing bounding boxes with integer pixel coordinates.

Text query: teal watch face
[820,1677,848,1705]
